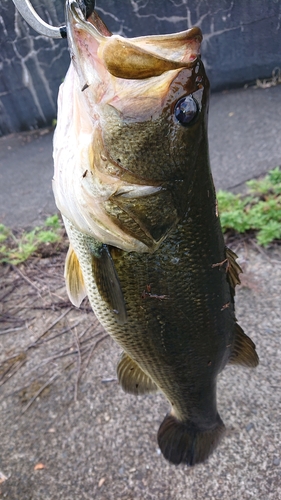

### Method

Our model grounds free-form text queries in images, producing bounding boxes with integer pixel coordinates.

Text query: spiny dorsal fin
[226,247,243,288]
[117,352,158,395]
[228,324,259,367]
[91,245,127,325]
[64,245,87,307]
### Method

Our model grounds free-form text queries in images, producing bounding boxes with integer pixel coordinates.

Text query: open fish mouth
[11,0,202,67]
[12,0,204,253]
[52,2,205,253]
[66,0,202,79]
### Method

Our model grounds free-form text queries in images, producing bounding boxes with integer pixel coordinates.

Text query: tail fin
[157,413,225,466]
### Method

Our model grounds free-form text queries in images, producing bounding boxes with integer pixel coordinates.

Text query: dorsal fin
[226,247,243,289]
[228,324,259,367]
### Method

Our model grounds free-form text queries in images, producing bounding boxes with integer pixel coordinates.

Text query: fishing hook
[11,0,96,39]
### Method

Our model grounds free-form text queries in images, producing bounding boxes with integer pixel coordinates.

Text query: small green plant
[0,214,64,265]
[0,224,10,243]
[217,167,281,246]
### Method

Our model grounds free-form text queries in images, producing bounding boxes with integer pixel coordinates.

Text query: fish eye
[174,95,199,126]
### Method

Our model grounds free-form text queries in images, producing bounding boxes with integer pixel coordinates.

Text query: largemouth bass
[53,1,259,466]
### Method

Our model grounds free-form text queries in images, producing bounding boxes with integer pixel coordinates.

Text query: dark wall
[0,1,68,136]
[1,0,281,136]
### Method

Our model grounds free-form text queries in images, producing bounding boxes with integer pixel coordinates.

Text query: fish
[53,0,259,466]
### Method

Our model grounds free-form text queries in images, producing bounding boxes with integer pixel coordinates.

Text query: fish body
[53,1,258,466]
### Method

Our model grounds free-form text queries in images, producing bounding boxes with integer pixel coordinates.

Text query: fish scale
[55,2,259,466]
[65,164,232,418]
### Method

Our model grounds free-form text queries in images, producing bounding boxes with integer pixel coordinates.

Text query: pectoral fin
[64,245,87,307]
[228,324,259,367]
[117,352,158,395]
[91,244,127,325]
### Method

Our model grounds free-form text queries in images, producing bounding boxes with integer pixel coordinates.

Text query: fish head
[53,1,209,252]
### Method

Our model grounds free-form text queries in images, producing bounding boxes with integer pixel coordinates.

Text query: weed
[0,224,10,243]
[0,215,64,265]
[217,167,281,246]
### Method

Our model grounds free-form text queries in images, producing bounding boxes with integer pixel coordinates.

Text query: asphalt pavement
[0,84,281,229]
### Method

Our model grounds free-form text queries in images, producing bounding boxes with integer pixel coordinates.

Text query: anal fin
[228,323,259,367]
[64,245,87,307]
[117,352,158,395]
[91,244,127,325]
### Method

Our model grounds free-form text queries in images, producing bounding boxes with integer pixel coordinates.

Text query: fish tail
[157,413,225,466]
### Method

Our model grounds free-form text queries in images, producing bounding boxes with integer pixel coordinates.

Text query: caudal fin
[157,413,225,466]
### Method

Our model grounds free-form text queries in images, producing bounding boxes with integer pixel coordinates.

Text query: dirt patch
[0,244,281,499]
[0,252,108,405]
